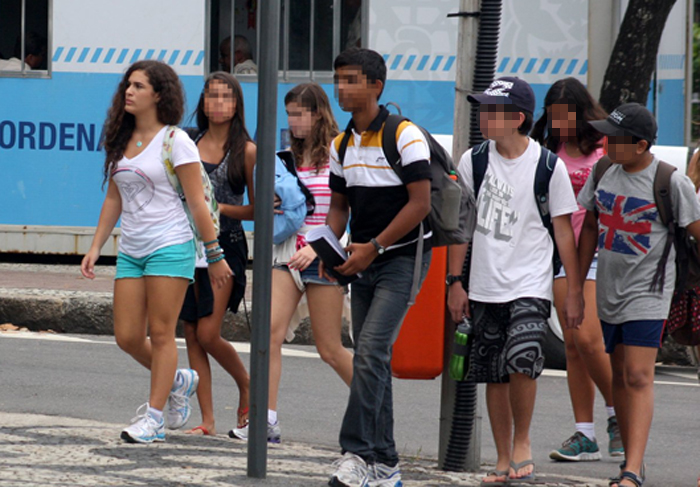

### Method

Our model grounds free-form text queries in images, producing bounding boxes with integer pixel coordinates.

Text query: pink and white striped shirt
[296,162,331,248]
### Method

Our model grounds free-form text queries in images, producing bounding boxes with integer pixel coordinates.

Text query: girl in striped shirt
[230,83,353,443]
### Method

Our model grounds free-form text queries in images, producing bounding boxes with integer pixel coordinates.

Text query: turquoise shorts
[115,240,196,282]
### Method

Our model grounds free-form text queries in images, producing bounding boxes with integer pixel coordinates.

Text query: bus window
[0,0,50,77]
[208,0,364,80]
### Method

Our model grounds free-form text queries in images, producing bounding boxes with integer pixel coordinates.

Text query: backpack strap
[161,125,184,199]
[533,146,558,229]
[650,161,677,292]
[277,150,316,216]
[337,129,352,166]
[471,141,490,197]
[591,155,614,217]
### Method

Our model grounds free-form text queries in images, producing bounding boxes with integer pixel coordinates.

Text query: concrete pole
[439,0,482,473]
[247,0,280,478]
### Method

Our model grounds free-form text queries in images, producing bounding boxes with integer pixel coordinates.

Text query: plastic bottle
[449,316,473,381]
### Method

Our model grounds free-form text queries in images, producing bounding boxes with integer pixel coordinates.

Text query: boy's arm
[326,191,350,238]
[336,179,431,276]
[447,243,469,322]
[552,214,584,329]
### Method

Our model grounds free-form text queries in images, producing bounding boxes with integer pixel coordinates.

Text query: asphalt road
[1,331,698,486]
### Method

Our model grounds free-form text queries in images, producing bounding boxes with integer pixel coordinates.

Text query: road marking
[0,331,322,359]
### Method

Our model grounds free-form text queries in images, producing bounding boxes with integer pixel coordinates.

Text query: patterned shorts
[469,298,550,383]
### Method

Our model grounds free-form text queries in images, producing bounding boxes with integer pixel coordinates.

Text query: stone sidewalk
[0,412,606,487]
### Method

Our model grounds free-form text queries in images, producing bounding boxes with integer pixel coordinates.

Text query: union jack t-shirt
[578,158,700,324]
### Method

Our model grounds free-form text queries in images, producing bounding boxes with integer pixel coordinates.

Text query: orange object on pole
[391,246,447,379]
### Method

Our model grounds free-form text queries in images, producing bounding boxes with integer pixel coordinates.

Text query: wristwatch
[370,238,386,255]
[446,274,463,286]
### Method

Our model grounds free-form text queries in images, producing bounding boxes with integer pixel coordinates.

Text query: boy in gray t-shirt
[578,103,700,487]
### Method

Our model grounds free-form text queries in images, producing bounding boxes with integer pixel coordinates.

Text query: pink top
[296,162,331,248]
[556,145,605,243]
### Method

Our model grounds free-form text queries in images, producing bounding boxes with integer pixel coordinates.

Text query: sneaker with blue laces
[165,368,199,430]
[121,403,165,444]
[607,416,624,457]
[367,462,402,487]
[329,452,369,487]
[549,431,602,461]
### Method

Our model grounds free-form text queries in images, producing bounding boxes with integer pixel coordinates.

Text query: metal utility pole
[247,0,280,478]
[440,0,481,473]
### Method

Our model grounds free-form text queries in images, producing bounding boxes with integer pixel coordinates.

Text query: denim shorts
[555,255,598,281]
[116,240,196,282]
[600,320,666,354]
[276,257,336,286]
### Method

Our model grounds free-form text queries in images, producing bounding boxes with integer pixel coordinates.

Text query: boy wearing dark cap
[578,103,700,487]
[448,77,584,484]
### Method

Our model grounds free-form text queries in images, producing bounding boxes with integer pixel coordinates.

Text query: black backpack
[471,141,562,275]
[337,114,472,247]
[277,150,316,217]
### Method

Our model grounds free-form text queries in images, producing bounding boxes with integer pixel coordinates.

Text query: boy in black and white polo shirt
[325,47,432,487]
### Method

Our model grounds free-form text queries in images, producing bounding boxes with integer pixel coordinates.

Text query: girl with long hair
[81,60,232,443]
[179,72,254,436]
[532,77,623,461]
[230,83,353,443]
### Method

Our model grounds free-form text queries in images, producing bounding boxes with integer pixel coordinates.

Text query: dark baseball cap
[467,77,536,114]
[589,103,657,143]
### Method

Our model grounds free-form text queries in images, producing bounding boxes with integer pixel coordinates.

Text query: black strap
[650,161,677,292]
[276,150,316,216]
[533,147,558,229]
[471,141,490,197]
[337,130,352,166]
[381,114,407,169]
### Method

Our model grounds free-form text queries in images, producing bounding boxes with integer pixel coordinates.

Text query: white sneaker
[165,368,199,430]
[121,403,165,444]
[329,452,369,487]
[228,421,281,444]
[367,462,402,487]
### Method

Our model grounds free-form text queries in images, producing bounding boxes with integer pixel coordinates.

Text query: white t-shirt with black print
[457,138,579,303]
[112,126,199,258]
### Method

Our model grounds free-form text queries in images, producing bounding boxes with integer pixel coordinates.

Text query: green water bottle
[449,317,473,381]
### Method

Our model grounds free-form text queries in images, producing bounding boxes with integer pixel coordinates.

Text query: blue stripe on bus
[552,58,565,74]
[90,48,103,63]
[404,55,416,70]
[416,55,430,71]
[64,48,77,63]
[117,49,129,64]
[168,50,181,65]
[77,48,90,63]
[181,50,193,65]
[130,49,142,63]
[145,49,155,60]
[194,50,205,66]
[538,58,551,74]
[157,49,167,61]
[390,55,403,70]
[511,57,524,73]
[430,56,444,71]
[52,47,64,62]
[565,59,578,75]
[443,56,456,71]
[579,60,588,75]
[497,57,510,73]
[524,58,537,74]
[103,48,116,63]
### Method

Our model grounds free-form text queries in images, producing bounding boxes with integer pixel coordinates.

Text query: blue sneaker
[367,462,402,487]
[165,368,199,430]
[607,416,624,457]
[121,403,165,443]
[549,431,602,461]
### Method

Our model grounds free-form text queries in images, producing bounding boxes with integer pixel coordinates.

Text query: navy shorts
[600,320,666,354]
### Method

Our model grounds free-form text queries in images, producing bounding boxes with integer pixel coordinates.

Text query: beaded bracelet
[205,245,223,255]
[203,239,219,247]
[207,254,225,264]
[206,251,224,260]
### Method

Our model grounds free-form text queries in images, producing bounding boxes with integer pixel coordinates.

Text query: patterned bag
[161,126,220,255]
[667,288,700,346]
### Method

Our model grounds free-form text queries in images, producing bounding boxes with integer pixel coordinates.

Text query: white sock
[606,406,616,419]
[148,406,163,422]
[575,422,596,441]
[268,409,278,425]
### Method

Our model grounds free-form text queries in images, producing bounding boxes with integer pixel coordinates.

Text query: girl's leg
[184,319,215,433]
[617,345,656,485]
[144,276,190,411]
[306,284,353,386]
[113,278,150,369]
[609,347,628,452]
[573,281,614,408]
[554,278,596,425]
[195,276,251,428]
[268,269,303,412]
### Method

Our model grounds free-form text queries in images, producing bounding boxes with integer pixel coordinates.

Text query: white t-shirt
[457,138,579,302]
[112,126,200,258]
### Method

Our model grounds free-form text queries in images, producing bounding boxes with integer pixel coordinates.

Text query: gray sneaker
[228,421,281,444]
[329,453,369,487]
[607,416,624,457]
[549,431,602,461]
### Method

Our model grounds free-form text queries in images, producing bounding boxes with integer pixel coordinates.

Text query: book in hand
[305,225,360,285]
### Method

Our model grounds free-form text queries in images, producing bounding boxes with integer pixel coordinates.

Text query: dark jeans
[339,251,432,466]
